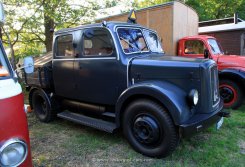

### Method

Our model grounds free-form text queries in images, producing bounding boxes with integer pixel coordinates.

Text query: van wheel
[123,99,179,158]
[219,80,243,110]
[32,89,56,122]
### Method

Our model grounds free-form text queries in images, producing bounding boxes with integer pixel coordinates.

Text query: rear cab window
[82,28,114,57]
[0,48,10,78]
[55,34,74,58]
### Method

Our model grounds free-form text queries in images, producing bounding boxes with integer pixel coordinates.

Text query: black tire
[219,80,243,110]
[123,99,179,158]
[31,89,56,122]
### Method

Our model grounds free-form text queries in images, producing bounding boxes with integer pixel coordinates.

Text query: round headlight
[0,139,28,167]
[188,89,199,106]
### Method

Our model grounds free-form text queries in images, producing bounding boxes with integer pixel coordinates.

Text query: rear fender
[115,81,191,127]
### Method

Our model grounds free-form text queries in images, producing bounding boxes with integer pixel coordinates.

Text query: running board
[57,111,117,133]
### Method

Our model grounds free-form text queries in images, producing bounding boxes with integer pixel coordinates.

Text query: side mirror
[204,49,209,59]
[23,56,34,74]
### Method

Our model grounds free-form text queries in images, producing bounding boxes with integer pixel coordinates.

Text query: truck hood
[217,54,245,70]
[130,55,213,79]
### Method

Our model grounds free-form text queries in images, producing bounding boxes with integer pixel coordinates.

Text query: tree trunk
[44,14,54,52]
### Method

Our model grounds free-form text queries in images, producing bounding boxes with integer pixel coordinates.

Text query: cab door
[74,27,119,105]
[52,33,77,99]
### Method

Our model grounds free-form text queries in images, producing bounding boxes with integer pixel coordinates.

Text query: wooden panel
[147,6,173,55]
[173,2,198,55]
[96,1,198,56]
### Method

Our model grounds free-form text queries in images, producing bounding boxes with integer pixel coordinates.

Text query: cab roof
[55,21,147,35]
[180,35,216,41]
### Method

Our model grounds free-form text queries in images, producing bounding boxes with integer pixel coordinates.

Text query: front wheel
[31,89,57,122]
[219,80,243,110]
[123,99,179,158]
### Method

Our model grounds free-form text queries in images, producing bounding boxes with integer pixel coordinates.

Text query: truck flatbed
[23,52,53,88]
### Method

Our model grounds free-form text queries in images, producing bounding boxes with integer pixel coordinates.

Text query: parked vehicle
[0,3,33,167]
[96,1,245,109]
[178,35,245,109]
[22,16,228,158]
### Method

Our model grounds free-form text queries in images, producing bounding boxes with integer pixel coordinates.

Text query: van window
[56,35,74,57]
[0,48,10,77]
[83,29,113,57]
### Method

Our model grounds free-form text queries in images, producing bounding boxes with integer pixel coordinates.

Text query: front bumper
[179,101,224,138]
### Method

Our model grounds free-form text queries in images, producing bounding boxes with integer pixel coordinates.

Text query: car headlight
[188,89,199,106]
[0,138,28,167]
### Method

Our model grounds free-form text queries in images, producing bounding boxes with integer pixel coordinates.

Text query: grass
[28,105,245,167]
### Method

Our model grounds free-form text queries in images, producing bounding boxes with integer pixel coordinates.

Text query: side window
[56,34,74,57]
[83,29,114,57]
[184,40,205,54]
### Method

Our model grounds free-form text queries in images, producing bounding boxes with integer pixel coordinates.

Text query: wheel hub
[220,87,235,103]
[133,115,160,145]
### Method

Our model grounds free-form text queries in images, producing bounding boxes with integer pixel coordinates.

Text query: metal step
[57,111,117,133]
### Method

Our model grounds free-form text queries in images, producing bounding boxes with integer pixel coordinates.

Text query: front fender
[219,68,245,85]
[115,81,191,127]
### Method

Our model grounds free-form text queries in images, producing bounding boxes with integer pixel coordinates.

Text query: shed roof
[199,21,245,33]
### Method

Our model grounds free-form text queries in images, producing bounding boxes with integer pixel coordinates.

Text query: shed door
[241,33,245,56]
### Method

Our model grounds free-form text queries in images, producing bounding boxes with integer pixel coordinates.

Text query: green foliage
[1,0,98,63]
[185,0,245,21]
[134,0,245,21]
[134,0,172,8]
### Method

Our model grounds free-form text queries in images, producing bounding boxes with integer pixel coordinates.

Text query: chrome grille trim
[210,65,220,107]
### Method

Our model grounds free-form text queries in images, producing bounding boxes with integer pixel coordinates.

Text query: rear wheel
[32,89,56,122]
[219,80,243,110]
[123,99,179,158]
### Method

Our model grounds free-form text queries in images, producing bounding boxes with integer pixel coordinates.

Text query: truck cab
[178,35,245,109]
[24,21,226,158]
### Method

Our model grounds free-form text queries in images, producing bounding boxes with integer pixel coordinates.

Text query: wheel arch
[219,69,245,93]
[115,81,190,127]
[29,87,50,109]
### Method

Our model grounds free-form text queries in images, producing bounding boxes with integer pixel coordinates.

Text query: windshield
[117,28,149,54]
[208,39,222,55]
[144,30,163,53]
[0,48,10,78]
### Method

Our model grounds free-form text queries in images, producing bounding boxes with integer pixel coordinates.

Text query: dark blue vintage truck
[23,21,228,158]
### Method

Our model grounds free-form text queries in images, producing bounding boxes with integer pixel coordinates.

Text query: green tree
[134,0,245,21]
[133,0,171,8]
[185,0,245,21]
[1,0,97,68]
